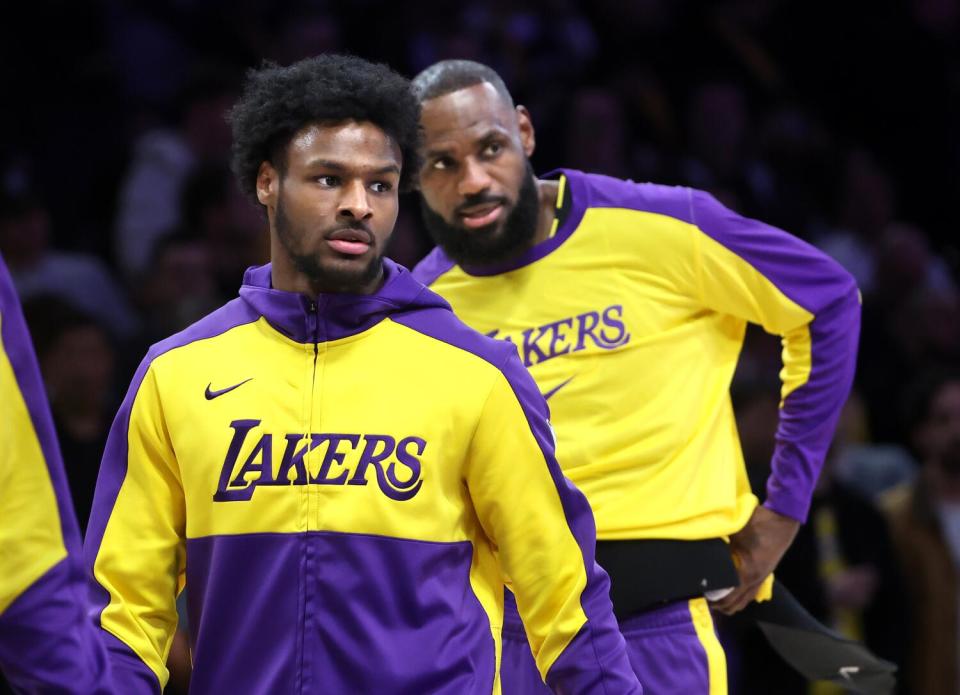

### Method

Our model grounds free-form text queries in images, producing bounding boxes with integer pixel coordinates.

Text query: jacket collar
[238,258,447,344]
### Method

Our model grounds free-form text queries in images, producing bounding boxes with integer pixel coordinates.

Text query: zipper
[299,299,321,695]
[307,300,321,532]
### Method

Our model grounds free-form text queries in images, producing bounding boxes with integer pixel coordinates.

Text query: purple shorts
[500,595,726,694]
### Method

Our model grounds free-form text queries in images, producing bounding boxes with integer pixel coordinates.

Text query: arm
[84,358,186,693]
[0,254,112,693]
[466,351,641,694]
[688,190,861,610]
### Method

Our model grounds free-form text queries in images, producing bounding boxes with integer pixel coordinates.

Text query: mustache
[455,193,508,216]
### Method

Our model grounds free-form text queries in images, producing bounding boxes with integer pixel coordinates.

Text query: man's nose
[457,157,493,198]
[338,180,373,220]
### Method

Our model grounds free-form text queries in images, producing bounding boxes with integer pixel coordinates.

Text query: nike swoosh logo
[839,666,860,681]
[541,377,574,401]
[205,378,253,400]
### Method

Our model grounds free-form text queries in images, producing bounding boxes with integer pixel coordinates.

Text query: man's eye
[315,175,339,186]
[483,143,502,157]
[370,181,393,193]
[432,157,452,171]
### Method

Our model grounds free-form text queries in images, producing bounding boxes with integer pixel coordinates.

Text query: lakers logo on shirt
[486,304,631,368]
[213,419,425,502]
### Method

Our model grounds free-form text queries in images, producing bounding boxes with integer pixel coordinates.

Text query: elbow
[826,263,862,323]
[804,263,861,343]
[820,272,862,349]
[840,273,862,319]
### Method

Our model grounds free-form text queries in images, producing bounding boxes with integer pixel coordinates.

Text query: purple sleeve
[0,253,113,693]
[80,355,162,694]
[498,353,642,694]
[101,631,163,693]
[690,191,862,522]
[0,560,113,694]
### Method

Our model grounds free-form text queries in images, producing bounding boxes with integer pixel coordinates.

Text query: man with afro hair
[85,54,638,695]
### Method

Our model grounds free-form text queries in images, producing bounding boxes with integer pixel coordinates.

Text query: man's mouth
[326,227,372,256]
[458,202,504,229]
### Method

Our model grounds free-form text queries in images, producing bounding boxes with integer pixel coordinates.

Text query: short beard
[276,192,383,293]
[419,162,540,268]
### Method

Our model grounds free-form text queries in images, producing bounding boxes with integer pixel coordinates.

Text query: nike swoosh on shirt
[205,378,253,400]
[541,377,574,401]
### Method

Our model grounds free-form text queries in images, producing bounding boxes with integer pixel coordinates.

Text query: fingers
[712,580,761,615]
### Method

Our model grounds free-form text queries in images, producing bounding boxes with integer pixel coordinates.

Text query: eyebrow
[424,127,510,160]
[304,159,400,176]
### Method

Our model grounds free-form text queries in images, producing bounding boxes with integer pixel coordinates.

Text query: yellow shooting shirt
[415,169,861,541]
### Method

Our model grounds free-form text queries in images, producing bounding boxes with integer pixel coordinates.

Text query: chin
[319,255,382,291]
[459,220,505,239]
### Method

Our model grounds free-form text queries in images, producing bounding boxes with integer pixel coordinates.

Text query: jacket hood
[238,258,449,343]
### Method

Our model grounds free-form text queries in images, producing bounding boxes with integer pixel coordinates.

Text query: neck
[530,178,560,247]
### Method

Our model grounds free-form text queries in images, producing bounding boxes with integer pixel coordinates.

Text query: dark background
[2,1,958,693]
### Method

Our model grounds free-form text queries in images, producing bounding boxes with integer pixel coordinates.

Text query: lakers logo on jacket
[213,420,425,502]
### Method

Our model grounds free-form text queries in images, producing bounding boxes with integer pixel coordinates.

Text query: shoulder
[144,297,260,369]
[117,298,262,409]
[565,169,694,223]
[390,302,516,373]
[390,305,542,422]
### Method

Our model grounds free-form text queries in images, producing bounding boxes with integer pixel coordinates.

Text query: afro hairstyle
[228,54,421,200]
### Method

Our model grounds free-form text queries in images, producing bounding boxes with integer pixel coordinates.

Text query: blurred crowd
[2,1,958,693]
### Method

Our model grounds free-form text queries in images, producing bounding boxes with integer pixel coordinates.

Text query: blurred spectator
[564,88,629,178]
[177,162,267,297]
[831,391,918,500]
[894,285,960,364]
[113,64,239,277]
[263,7,341,64]
[753,105,835,234]
[875,222,956,302]
[0,192,139,340]
[137,231,222,345]
[884,367,960,695]
[731,379,910,695]
[859,227,959,444]
[812,150,897,295]
[683,80,752,186]
[609,62,680,182]
[911,0,960,41]
[21,297,117,533]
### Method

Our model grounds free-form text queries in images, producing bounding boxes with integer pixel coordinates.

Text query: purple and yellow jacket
[0,253,112,692]
[84,260,641,694]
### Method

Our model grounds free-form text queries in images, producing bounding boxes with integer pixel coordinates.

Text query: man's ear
[256,161,279,208]
[516,105,536,158]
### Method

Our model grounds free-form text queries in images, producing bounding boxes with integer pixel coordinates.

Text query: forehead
[420,83,516,147]
[285,120,401,169]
